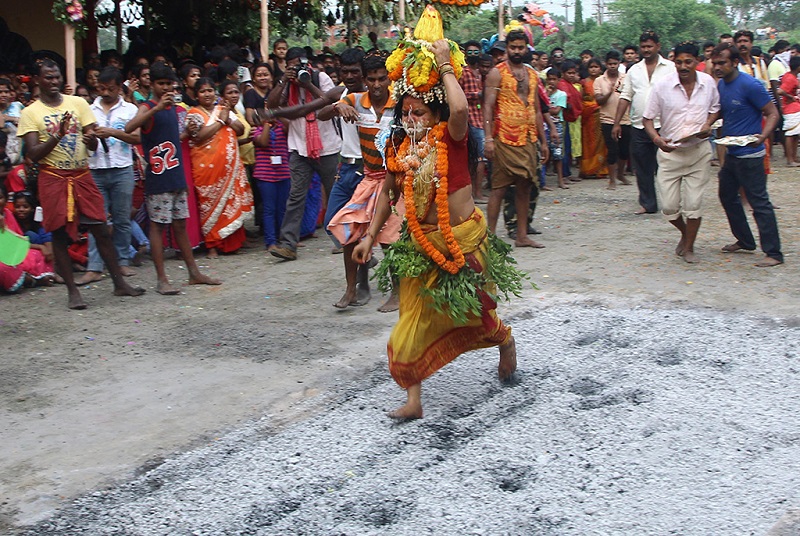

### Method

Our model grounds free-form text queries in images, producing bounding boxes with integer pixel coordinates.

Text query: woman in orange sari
[580,58,609,178]
[186,79,253,257]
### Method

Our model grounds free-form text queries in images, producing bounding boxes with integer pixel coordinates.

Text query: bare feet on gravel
[119,266,137,277]
[156,280,181,295]
[67,290,87,310]
[74,271,104,285]
[113,284,146,297]
[755,256,782,267]
[675,238,686,257]
[498,336,517,382]
[388,402,423,420]
[333,287,358,309]
[721,242,753,253]
[683,251,699,264]
[377,293,399,313]
[515,238,545,248]
[189,274,222,286]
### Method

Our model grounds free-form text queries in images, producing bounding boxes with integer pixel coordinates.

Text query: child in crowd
[0,185,55,291]
[546,69,567,189]
[12,190,54,265]
[125,62,221,294]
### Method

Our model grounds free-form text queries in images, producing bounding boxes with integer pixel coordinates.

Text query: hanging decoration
[52,0,89,37]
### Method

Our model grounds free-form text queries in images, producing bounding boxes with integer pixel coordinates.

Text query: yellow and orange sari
[579,78,608,178]
[186,107,254,253]
[387,209,512,388]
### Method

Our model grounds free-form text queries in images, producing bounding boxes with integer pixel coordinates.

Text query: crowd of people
[0,14,797,415]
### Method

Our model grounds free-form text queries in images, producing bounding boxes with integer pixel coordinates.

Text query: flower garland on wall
[52,0,89,38]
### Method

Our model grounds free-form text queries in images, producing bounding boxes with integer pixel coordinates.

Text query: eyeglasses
[552,53,564,58]
[466,50,481,55]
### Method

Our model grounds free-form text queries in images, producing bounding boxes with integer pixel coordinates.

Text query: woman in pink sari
[0,186,55,292]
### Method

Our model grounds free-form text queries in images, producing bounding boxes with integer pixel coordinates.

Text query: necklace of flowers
[389,122,465,275]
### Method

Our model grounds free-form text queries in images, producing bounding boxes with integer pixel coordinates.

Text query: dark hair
[463,40,481,50]
[479,54,493,64]
[792,44,800,54]
[546,66,561,78]
[506,29,529,45]
[179,63,201,81]
[0,130,7,147]
[605,50,621,62]
[703,41,716,50]
[340,48,365,66]
[220,79,239,94]
[751,46,762,57]
[580,49,594,57]
[98,66,123,85]
[13,190,38,217]
[790,56,800,71]
[674,42,699,58]
[362,53,386,75]
[0,183,7,199]
[149,61,177,82]
[639,30,659,44]
[561,60,579,73]
[273,38,287,48]
[733,30,754,43]
[587,57,604,71]
[551,47,564,55]
[37,58,61,76]
[623,45,638,53]
[719,33,733,41]
[194,76,215,93]
[132,64,149,79]
[217,59,238,82]
[712,42,740,62]
[286,47,307,62]
[0,77,12,90]
[773,40,790,52]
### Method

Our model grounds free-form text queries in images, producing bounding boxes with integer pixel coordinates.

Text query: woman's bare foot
[67,289,87,310]
[378,294,399,312]
[156,280,181,295]
[514,237,545,248]
[498,336,517,381]
[388,401,423,420]
[189,273,222,285]
[74,271,104,285]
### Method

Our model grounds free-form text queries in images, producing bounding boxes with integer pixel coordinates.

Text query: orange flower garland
[391,123,465,275]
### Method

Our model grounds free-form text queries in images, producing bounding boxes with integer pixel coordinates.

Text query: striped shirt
[341,92,395,171]
[253,123,290,182]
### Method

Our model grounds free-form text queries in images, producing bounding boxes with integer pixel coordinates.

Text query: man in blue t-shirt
[711,43,783,267]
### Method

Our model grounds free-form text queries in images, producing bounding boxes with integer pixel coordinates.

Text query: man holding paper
[642,42,720,264]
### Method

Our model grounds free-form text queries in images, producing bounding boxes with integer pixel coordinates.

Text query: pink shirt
[643,71,720,148]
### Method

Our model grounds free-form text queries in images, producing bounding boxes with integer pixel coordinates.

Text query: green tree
[574,0,584,34]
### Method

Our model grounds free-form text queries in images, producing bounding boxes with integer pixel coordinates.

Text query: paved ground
[2,165,799,534]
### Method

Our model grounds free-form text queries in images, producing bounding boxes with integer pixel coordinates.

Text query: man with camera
[267,47,342,261]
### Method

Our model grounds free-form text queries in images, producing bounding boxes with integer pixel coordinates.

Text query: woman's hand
[430,40,452,68]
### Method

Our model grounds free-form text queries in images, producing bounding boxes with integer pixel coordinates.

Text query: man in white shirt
[77,66,141,284]
[642,42,720,264]
[613,30,675,214]
[268,47,342,261]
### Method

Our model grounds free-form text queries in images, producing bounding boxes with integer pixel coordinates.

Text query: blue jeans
[324,161,364,230]
[86,166,135,271]
[469,125,485,158]
[718,155,782,262]
[257,180,291,247]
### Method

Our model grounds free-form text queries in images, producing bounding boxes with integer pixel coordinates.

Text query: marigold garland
[391,123,465,275]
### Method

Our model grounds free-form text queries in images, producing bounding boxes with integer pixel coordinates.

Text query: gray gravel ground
[23,303,800,535]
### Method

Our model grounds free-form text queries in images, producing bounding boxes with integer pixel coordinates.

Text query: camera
[293,58,312,84]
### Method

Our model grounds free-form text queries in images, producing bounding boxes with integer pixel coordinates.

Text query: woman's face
[588,63,602,78]
[401,96,437,136]
[13,197,33,222]
[184,68,201,90]
[0,84,10,107]
[253,66,272,90]
[197,83,216,107]
[86,69,100,88]
[223,84,240,106]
